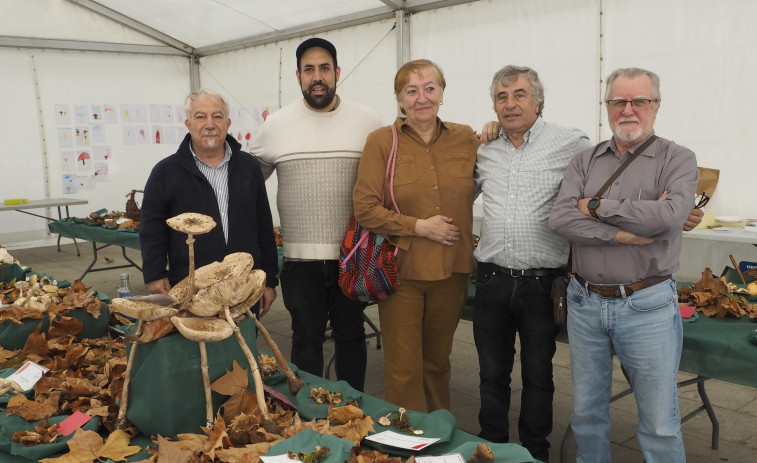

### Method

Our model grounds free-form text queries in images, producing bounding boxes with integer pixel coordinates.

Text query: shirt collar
[500,116,544,147]
[190,141,232,168]
[601,130,658,158]
[396,116,446,139]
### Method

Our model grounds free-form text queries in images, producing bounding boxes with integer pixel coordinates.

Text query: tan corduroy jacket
[353,117,481,281]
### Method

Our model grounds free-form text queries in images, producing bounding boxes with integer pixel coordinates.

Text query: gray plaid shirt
[474,117,591,269]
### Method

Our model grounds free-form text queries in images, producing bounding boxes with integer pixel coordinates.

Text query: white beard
[207,138,216,149]
[612,119,643,145]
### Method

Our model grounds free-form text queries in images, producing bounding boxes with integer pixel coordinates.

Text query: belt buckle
[509,268,526,277]
[597,286,620,298]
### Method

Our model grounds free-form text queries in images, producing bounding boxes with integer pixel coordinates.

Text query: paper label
[416,454,466,463]
[5,361,49,391]
[364,430,440,451]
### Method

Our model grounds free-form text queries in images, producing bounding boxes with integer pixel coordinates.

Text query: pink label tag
[58,411,92,436]
[679,305,696,318]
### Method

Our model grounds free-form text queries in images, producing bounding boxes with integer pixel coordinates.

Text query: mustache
[618,117,639,123]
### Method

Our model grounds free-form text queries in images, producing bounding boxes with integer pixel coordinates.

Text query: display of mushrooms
[110,212,299,435]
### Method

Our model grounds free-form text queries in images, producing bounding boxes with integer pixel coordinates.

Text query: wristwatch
[587,197,601,218]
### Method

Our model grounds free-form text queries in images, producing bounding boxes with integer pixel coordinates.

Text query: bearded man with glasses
[549,68,699,462]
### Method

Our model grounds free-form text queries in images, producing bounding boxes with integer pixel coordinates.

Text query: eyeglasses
[695,192,710,209]
[605,98,660,109]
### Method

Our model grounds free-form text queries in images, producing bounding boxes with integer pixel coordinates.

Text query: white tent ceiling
[0,0,476,56]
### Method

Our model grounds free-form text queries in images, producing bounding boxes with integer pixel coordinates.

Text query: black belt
[480,263,562,278]
[574,274,671,298]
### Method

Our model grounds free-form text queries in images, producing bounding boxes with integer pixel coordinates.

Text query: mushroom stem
[223,307,281,435]
[249,311,303,394]
[115,320,144,430]
[199,341,213,429]
[187,233,196,290]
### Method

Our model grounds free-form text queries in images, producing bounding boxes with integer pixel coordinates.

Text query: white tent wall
[0,49,191,241]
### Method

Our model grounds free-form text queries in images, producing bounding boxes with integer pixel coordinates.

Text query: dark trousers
[473,262,559,462]
[280,259,367,391]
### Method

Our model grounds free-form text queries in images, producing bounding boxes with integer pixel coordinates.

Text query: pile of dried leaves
[678,267,757,318]
[1,326,127,435]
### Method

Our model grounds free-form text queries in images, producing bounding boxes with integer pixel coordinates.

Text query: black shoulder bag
[551,136,658,326]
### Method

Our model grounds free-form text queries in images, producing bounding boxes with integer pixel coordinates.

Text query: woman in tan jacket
[353,59,480,411]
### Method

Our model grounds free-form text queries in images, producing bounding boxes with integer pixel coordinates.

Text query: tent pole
[189,54,201,91]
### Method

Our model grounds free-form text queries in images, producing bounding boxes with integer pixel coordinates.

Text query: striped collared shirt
[474,117,591,269]
[190,142,232,242]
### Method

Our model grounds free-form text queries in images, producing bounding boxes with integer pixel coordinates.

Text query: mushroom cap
[166,213,216,235]
[171,316,233,342]
[194,252,254,289]
[186,272,260,317]
[168,276,194,307]
[228,270,267,317]
[110,298,179,321]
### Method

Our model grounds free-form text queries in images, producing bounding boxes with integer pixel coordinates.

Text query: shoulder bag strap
[592,135,658,198]
[387,125,401,214]
[566,135,658,272]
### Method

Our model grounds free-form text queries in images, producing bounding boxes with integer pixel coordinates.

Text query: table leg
[679,376,719,449]
[79,243,141,281]
[56,205,79,256]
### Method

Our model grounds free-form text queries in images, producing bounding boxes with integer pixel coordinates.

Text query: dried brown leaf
[6,394,58,421]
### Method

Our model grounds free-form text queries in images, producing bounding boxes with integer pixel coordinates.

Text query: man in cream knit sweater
[251,37,381,391]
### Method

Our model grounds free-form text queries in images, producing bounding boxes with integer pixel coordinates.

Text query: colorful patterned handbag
[338,125,401,302]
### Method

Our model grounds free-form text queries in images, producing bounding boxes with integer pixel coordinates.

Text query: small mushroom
[27,294,52,312]
[14,281,30,298]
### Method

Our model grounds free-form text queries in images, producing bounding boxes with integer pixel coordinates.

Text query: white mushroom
[186,273,258,317]
[194,252,254,289]
[166,213,217,292]
[110,297,179,321]
[27,294,52,312]
[171,316,233,342]
[14,281,30,298]
[228,270,267,317]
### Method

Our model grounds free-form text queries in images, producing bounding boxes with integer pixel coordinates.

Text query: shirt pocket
[445,152,474,178]
[393,154,418,186]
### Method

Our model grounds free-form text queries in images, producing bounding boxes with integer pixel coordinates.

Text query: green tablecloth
[48,219,140,250]
[679,315,757,388]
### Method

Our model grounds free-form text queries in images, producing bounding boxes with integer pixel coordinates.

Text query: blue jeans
[473,263,559,462]
[567,276,685,463]
[280,259,367,391]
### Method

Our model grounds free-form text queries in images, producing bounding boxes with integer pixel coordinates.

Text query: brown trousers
[378,273,469,412]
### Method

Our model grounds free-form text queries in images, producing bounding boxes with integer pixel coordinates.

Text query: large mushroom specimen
[109,213,298,435]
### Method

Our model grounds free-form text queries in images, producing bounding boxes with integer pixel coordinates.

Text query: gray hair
[604,68,661,100]
[489,65,545,115]
[184,89,230,119]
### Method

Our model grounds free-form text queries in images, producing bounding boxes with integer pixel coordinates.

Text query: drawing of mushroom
[77,151,90,165]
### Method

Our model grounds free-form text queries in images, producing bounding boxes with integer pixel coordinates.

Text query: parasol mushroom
[166,213,216,292]
[110,298,178,321]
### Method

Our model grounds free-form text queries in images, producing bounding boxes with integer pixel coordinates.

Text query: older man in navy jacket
[140,89,279,316]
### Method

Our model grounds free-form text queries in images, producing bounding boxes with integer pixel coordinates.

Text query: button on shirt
[474,117,591,269]
[191,141,231,242]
